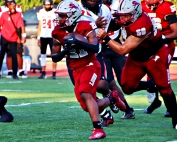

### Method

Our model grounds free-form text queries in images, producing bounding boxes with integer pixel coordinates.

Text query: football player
[37,0,57,79]
[97,0,177,129]
[80,0,131,121]
[0,0,27,79]
[141,0,177,117]
[0,96,14,122]
[101,0,135,119]
[51,0,126,139]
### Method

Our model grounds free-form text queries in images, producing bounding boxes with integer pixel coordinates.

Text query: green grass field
[0,77,177,142]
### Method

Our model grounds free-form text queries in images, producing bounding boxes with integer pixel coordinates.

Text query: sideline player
[37,0,57,79]
[141,0,177,116]
[51,0,126,139]
[97,0,177,129]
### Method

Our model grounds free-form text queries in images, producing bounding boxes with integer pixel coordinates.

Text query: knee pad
[40,54,46,66]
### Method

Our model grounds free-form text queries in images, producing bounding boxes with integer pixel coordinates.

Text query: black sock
[162,91,177,118]
[123,100,131,111]
[42,71,45,75]
[154,91,159,101]
[53,72,56,76]
[136,79,155,92]
[93,121,102,129]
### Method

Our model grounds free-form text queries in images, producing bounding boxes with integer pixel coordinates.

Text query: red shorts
[73,59,101,111]
[121,45,172,96]
[167,41,175,65]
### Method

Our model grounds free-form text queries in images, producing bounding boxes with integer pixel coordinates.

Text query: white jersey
[79,3,112,33]
[37,8,56,38]
[0,5,22,17]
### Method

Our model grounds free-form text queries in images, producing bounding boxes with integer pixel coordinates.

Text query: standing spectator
[0,96,14,122]
[97,0,177,129]
[0,0,27,79]
[141,0,177,116]
[52,0,126,139]
[0,0,25,79]
[37,0,57,79]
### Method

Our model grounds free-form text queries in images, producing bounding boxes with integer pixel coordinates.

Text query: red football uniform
[52,21,101,111]
[121,12,172,96]
[141,1,176,63]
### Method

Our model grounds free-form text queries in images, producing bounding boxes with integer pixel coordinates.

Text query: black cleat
[110,104,119,113]
[120,108,135,119]
[38,74,47,79]
[143,100,162,114]
[52,75,56,79]
[13,75,19,80]
[164,111,171,118]
[100,110,114,127]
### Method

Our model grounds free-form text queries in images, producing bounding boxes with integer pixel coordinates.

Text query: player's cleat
[164,111,171,118]
[89,128,106,140]
[38,74,47,79]
[110,90,126,111]
[101,110,114,127]
[52,75,56,79]
[13,75,19,80]
[18,71,28,79]
[110,104,119,113]
[120,108,135,119]
[0,108,14,122]
[6,71,13,78]
[143,100,162,114]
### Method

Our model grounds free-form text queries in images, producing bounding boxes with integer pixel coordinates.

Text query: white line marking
[0,89,41,92]
[6,100,69,107]
[0,81,22,84]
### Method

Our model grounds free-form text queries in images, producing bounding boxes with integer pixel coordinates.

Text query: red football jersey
[52,20,97,70]
[122,12,163,61]
[141,1,176,35]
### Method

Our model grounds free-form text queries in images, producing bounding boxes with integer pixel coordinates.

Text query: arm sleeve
[75,39,100,53]
[52,47,69,62]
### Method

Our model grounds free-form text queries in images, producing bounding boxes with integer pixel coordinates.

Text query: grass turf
[0,77,177,142]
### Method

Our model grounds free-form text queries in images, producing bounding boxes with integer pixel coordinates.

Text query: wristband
[37,36,40,40]
[103,36,111,44]
[22,33,26,38]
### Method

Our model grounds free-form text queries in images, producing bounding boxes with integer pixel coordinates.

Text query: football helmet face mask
[43,0,53,11]
[55,0,82,28]
[145,0,163,11]
[112,0,142,26]
[81,0,102,14]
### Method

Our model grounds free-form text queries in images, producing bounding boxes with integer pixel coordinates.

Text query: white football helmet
[55,0,82,28]
[112,0,142,26]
